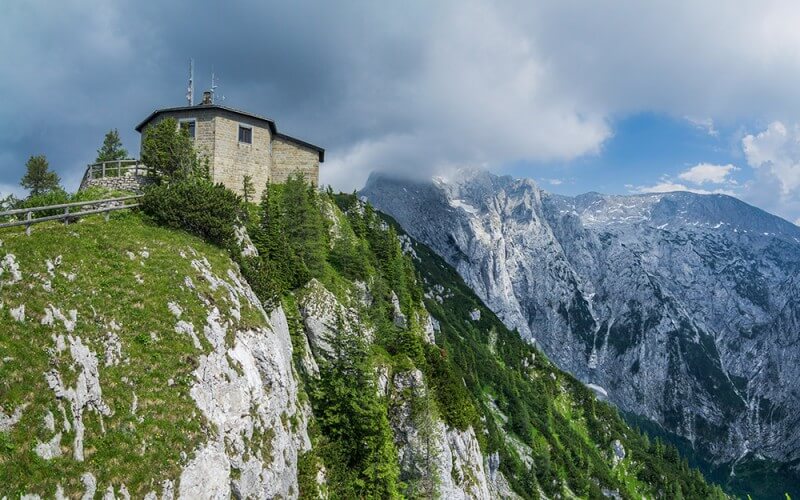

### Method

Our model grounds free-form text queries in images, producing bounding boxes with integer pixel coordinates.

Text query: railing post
[64,206,69,225]
[25,210,32,236]
[102,162,106,178]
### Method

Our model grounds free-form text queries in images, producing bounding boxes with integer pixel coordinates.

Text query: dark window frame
[238,125,253,144]
[179,118,196,139]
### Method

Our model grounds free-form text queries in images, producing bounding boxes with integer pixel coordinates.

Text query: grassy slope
[0,211,265,497]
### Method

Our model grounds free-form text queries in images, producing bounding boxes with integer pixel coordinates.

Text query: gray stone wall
[271,137,320,186]
[211,112,271,198]
[79,173,153,193]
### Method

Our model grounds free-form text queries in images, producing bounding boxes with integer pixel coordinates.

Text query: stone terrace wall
[271,137,320,186]
[79,173,153,193]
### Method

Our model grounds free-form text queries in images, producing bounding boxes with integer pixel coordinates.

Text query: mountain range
[362,168,800,494]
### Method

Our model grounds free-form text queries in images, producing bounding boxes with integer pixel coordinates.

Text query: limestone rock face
[390,291,408,328]
[612,439,626,466]
[178,259,310,500]
[388,368,493,499]
[298,278,373,360]
[362,168,800,471]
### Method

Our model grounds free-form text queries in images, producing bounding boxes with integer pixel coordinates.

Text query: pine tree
[281,174,328,277]
[242,175,254,204]
[141,118,202,180]
[95,129,128,162]
[20,155,61,196]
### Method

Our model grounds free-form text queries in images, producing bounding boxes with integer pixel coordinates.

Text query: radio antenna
[186,59,194,105]
[210,70,225,103]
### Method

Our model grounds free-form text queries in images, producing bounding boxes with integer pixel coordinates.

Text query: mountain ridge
[362,168,800,497]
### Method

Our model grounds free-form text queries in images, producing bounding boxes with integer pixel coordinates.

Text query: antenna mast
[210,70,225,104]
[186,59,194,106]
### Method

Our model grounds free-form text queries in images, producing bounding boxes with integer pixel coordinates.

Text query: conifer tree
[95,128,128,162]
[20,155,61,196]
[242,175,254,204]
[281,175,328,277]
[141,118,203,180]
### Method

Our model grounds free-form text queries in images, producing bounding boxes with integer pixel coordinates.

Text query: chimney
[201,91,213,105]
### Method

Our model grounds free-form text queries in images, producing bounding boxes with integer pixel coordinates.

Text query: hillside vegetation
[0,176,728,498]
[0,212,285,497]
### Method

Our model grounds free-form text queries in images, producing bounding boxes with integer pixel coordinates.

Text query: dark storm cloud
[2,0,800,219]
[0,0,615,194]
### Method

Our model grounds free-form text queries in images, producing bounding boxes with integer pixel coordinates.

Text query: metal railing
[0,195,143,235]
[84,160,152,180]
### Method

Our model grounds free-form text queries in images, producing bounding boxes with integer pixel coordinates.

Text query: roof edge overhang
[135,104,277,134]
[275,132,325,162]
[135,104,324,162]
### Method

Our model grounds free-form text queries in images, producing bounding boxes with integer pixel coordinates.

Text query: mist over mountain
[362,168,800,493]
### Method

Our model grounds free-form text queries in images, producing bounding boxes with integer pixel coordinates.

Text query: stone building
[135,92,324,197]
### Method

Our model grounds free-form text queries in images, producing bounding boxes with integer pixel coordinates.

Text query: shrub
[141,179,241,247]
[14,189,70,218]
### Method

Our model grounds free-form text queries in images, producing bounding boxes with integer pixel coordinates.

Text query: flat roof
[135,104,324,162]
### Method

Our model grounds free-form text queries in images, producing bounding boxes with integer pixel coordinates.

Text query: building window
[179,119,196,139]
[238,125,252,144]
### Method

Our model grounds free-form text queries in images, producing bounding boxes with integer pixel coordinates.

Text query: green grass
[0,211,266,497]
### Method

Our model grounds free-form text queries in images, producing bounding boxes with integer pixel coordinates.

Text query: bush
[14,189,70,218]
[141,179,242,247]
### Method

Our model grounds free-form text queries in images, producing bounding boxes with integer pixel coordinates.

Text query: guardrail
[84,160,151,180]
[0,195,143,235]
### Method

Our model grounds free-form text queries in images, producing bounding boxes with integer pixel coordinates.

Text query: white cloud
[324,0,611,189]
[685,117,719,137]
[548,178,563,186]
[742,122,800,195]
[678,163,738,185]
[631,176,736,196]
[524,1,800,120]
[635,122,800,223]
[735,121,800,222]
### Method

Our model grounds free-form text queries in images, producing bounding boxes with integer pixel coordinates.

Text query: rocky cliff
[362,168,800,497]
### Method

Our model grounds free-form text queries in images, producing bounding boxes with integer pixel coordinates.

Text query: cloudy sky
[1,1,800,224]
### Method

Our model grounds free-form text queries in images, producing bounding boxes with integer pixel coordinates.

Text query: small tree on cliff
[20,155,61,196]
[95,129,128,162]
[141,117,207,181]
[242,175,255,204]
